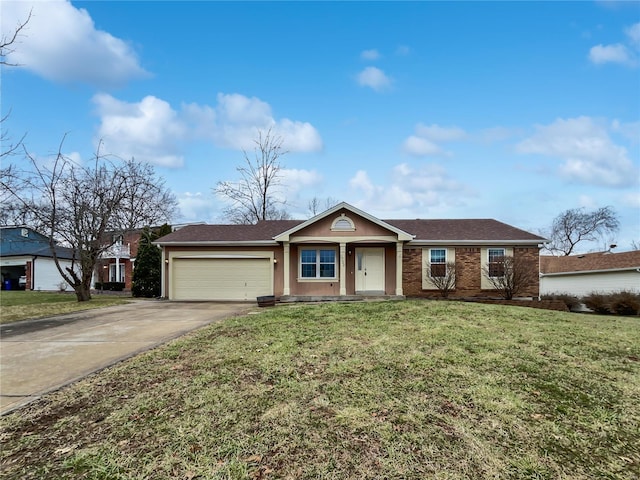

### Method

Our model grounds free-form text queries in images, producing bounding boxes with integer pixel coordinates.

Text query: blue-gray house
[0,226,75,291]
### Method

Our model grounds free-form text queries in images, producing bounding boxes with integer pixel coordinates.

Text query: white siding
[540,270,640,297]
[33,258,73,291]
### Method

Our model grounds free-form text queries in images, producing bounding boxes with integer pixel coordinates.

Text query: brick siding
[402,246,540,298]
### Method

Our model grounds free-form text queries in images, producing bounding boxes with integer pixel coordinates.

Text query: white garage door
[172,257,272,301]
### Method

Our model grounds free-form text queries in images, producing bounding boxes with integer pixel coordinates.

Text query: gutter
[407,240,544,246]
[153,240,279,247]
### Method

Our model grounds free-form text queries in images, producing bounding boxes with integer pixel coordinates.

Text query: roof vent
[331,214,355,232]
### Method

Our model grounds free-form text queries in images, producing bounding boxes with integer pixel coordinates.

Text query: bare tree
[631,240,640,251]
[482,255,536,300]
[1,11,30,163]
[307,196,340,217]
[1,9,31,66]
[543,206,620,256]
[427,261,457,298]
[1,138,177,301]
[214,128,290,224]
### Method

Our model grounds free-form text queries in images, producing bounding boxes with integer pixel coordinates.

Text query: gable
[293,208,402,239]
[274,202,414,242]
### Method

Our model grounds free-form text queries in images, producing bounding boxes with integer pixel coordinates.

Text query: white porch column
[161,250,167,298]
[396,241,404,296]
[283,241,290,296]
[339,242,347,296]
[115,257,120,283]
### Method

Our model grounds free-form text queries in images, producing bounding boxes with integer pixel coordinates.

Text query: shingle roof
[540,250,640,274]
[385,219,545,242]
[156,220,304,243]
[0,226,75,259]
[156,218,544,244]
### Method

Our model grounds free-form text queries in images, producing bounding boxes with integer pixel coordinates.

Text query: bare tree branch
[0,9,31,66]
[543,206,620,255]
[426,261,457,298]
[214,127,290,224]
[481,255,536,300]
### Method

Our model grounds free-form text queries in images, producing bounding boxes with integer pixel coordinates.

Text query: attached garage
[171,256,273,301]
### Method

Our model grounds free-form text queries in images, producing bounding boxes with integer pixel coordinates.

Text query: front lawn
[1,301,638,479]
[0,291,131,324]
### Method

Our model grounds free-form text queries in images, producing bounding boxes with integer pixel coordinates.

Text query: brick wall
[402,246,540,298]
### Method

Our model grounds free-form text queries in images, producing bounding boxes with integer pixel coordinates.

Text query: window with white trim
[488,248,505,277]
[300,248,336,279]
[429,248,447,278]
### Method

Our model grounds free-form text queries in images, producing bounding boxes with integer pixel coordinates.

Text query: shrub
[609,291,640,316]
[582,290,640,316]
[95,282,125,292]
[541,292,581,311]
[583,292,611,314]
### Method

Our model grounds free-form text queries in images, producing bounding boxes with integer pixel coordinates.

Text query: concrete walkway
[0,300,251,414]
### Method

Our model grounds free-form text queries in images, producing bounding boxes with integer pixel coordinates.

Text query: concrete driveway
[0,300,251,414]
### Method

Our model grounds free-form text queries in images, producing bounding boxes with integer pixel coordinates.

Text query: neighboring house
[540,250,640,297]
[0,226,75,291]
[97,223,201,290]
[155,202,545,301]
[97,230,139,290]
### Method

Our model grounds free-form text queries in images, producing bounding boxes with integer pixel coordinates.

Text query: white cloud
[621,191,640,208]
[415,123,467,142]
[176,192,215,222]
[186,93,323,152]
[516,116,639,187]
[1,0,148,87]
[402,136,449,157]
[402,123,467,157]
[477,126,518,143]
[588,22,640,67]
[589,43,636,66]
[93,93,186,167]
[280,169,323,190]
[349,163,472,213]
[356,66,392,91]
[625,22,640,48]
[611,119,640,143]
[93,92,323,167]
[360,49,380,60]
[395,45,410,56]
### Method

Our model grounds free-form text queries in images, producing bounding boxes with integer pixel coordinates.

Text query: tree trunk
[74,284,92,302]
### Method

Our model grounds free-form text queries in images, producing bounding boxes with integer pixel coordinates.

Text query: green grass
[0,291,131,324]
[1,301,639,479]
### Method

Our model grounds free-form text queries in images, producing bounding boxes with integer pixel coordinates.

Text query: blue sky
[2,0,639,252]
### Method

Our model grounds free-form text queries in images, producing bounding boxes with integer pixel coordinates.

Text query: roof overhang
[154,240,279,247]
[407,240,545,246]
[274,202,414,242]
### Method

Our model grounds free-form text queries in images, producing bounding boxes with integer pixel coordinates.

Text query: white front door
[355,248,385,294]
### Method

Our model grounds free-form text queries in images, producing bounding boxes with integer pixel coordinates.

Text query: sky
[2,0,639,253]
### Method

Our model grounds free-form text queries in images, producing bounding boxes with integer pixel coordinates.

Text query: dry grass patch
[1,300,639,479]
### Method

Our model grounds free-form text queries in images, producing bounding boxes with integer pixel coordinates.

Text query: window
[109,264,125,283]
[488,248,505,277]
[300,248,336,279]
[430,249,447,277]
